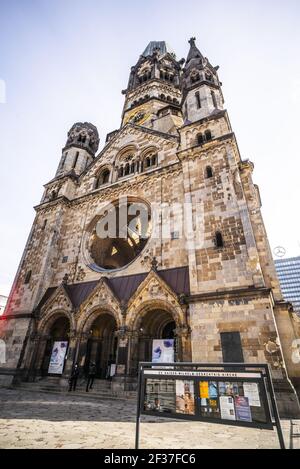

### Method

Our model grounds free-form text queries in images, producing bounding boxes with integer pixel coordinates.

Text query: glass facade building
[275,256,300,316]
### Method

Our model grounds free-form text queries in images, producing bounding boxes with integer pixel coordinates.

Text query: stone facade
[1,39,300,416]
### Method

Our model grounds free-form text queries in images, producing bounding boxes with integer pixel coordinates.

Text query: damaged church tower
[1,39,300,417]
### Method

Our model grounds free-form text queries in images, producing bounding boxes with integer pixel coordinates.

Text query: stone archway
[129,309,178,376]
[81,312,117,379]
[34,314,71,378]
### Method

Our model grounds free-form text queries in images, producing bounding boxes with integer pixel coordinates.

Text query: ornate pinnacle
[151,256,158,272]
[62,273,69,285]
[188,37,196,47]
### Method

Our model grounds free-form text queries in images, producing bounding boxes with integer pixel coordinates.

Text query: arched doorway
[131,309,177,375]
[41,316,70,376]
[84,313,117,379]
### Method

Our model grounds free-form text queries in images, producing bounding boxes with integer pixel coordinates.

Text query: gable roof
[36,266,190,311]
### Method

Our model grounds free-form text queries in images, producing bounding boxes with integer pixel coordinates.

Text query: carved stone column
[75,332,90,374]
[175,325,192,362]
[27,332,49,382]
[63,329,78,376]
[115,327,129,377]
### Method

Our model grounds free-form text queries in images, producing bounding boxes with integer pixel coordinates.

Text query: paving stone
[0,388,297,449]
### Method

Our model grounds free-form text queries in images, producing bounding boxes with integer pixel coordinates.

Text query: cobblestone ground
[0,388,296,449]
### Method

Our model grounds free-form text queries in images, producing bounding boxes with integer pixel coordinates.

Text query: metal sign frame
[135,362,285,449]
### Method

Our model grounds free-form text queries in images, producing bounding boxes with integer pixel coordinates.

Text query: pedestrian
[106,355,114,380]
[68,363,79,392]
[86,362,96,392]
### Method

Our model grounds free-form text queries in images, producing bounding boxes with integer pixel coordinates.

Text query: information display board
[136,363,285,449]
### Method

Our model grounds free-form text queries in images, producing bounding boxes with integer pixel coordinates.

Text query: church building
[1,39,300,416]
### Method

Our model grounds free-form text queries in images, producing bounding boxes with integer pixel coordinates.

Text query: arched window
[215,231,224,248]
[124,163,130,176]
[24,270,32,285]
[102,169,110,184]
[130,162,135,174]
[119,166,124,178]
[211,91,217,109]
[146,157,151,168]
[205,130,212,141]
[197,133,204,145]
[151,154,157,166]
[73,151,79,169]
[95,169,110,188]
[206,166,213,179]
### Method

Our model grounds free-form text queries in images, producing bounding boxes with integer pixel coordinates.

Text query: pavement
[0,387,298,449]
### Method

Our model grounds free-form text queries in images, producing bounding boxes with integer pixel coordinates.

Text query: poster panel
[234,396,252,423]
[175,380,195,415]
[220,396,236,421]
[152,339,174,363]
[243,382,261,407]
[144,379,176,413]
[48,341,68,375]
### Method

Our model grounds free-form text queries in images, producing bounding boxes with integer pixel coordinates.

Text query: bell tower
[182,37,224,123]
[121,41,184,134]
[56,122,99,178]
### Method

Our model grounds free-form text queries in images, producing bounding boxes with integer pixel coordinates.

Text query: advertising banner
[243,382,261,407]
[234,396,252,422]
[220,396,236,421]
[152,339,174,363]
[48,341,68,375]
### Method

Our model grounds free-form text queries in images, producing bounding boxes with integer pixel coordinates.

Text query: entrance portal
[41,316,70,376]
[85,313,117,379]
[131,310,176,375]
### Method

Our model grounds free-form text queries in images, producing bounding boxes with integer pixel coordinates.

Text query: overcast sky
[0,0,300,296]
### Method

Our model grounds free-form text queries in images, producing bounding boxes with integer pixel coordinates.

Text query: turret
[56,122,99,177]
[182,38,224,123]
[121,41,184,132]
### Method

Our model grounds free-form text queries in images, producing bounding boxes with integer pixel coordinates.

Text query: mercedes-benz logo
[273,246,286,258]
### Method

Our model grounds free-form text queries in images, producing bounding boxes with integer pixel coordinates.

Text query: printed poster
[152,339,174,363]
[199,381,209,398]
[220,396,236,421]
[243,383,261,407]
[48,341,68,374]
[175,380,195,415]
[209,382,218,398]
[234,396,252,422]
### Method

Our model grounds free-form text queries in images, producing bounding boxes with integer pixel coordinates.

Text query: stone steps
[12,380,137,401]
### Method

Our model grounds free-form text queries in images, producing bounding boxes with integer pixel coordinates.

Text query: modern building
[0,296,8,316]
[1,38,300,416]
[275,256,300,316]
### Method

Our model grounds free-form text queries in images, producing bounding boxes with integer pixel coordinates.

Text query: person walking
[86,362,96,392]
[68,363,79,392]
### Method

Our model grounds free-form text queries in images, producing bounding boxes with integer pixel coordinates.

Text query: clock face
[124,106,151,126]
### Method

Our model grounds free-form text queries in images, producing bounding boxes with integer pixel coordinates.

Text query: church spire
[181,37,224,123]
[186,37,204,66]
